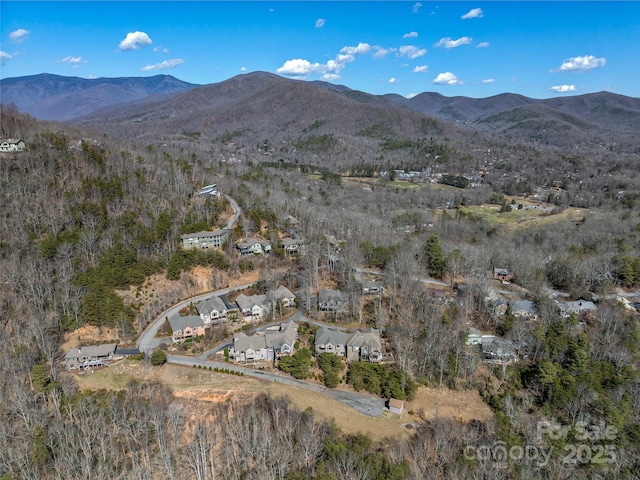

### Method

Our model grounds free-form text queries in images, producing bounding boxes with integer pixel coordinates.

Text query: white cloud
[315,18,326,28]
[433,72,463,86]
[403,31,418,39]
[340,42,371,55]
[240,66,247,72]
[59,56,86,66]
[277,58,323,76]
[1,51,14,61]
[153,47,170,53]
[477,42,490,48]
[407,93,417,99]
[550,84,576,93]
[482,78,495,84]
[553,55,606,72]
[434,36,473,49]
[461,8,484,20]
[141,58,184,71]
[9,28,31,42]
[372,47,394,59]
[118,31,153,51]
[412,2,422,14]
[397,45,427,59]
[413,65,428,73]
[388,77,400,84]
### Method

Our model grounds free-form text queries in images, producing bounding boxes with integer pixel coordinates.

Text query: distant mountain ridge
[1,71,639,151]
[0,73,200,121]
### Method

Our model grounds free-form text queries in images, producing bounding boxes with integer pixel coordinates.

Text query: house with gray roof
[281,237,304,255]
[236,293,268,320]
[273,285,296,308]
[64,343,117,370]
[317,288,348,313]
[315,326,382,362]
[181,229,228,249]
[230,321,299,362]
[169,315,205,343]
[510,300,538,320]
[236,238,271,255]
[346,330,383,362]
[314,326,350,357]
[557,299,597,320]
[196,295,228,325]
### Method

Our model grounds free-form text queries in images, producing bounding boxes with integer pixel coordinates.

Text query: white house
[235,293,268,320]
[0,139,25,152]
[196,295,228,325]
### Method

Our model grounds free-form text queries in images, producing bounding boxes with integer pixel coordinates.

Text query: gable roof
[169,315,204,332]
[265,321,298,350]
[197,295,227,314]
[65,343,117,360]
[315,326,350,347]
[236,293,268,311]
[347,330,382,350]
[274,285,295,301]
[181,229,227,240]
[233,331,267,352]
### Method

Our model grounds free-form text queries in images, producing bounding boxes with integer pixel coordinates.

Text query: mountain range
[1,72,639,152]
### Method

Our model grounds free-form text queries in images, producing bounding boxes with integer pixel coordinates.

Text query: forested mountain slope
[1,76,640,478]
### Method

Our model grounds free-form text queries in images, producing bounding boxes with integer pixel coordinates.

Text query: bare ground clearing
[73,362,493,442]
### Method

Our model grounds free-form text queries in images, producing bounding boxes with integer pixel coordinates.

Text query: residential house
[235,293,268,321]
[64,343,117,370]
[281,237,304,255]
[557,300,597,320]
[0,139,25,152]
[481,336,517,363]
[361,281,383,296]
[236,238,271,255]
[466,327,482,345]
[314,326,350,357]
[317,288,348,313]
[315,326,383,362]
[219,294,241,323]
[230,321,298,362]
[181,229,228,249]
[510,300,538,321]
[493,268,514,282]
[273,285,296,308]
[346,330,383,362]
[169,315,206,343]
[196,295,227,325]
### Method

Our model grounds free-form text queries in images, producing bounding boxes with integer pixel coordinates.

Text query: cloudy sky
[1,1,638,99]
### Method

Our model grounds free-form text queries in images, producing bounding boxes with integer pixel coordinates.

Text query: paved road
[167,354,385,417]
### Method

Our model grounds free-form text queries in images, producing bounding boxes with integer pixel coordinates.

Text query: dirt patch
[405,386,493,423]
[76,362,493,442]
[61,325,120,351]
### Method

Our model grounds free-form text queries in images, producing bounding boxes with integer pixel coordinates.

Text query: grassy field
[72,361,492,442]
[459,203,588,229]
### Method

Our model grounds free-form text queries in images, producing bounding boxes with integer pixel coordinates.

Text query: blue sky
[1,1,639,99]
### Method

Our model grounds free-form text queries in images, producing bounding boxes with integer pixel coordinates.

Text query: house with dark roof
[169,315,205,343]
[0,139,25,152]
[493,268,513,282]
[181,229,228,250]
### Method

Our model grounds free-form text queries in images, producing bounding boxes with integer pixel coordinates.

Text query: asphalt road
[167,354,385,417]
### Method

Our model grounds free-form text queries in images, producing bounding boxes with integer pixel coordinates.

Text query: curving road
[137,191,385,416]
